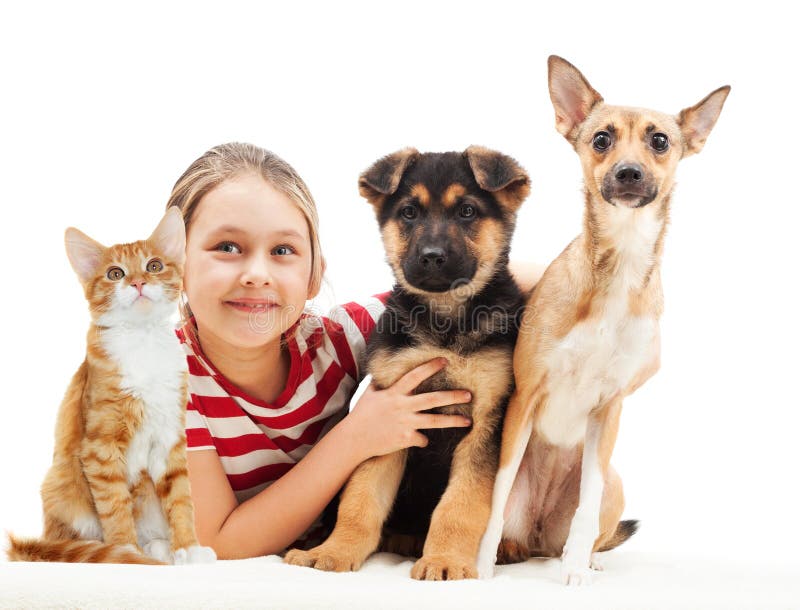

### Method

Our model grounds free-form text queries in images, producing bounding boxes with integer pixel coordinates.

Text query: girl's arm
[188,358,471,559]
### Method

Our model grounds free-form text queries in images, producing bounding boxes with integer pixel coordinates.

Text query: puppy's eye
[651,133,669,152]
[400,205,418,220]
[107,267,125,281]
[459,204,476,219]
[592,131,612,152]
[146,259,163,273]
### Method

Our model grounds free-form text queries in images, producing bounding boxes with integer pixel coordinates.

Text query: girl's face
[184,172,313,351]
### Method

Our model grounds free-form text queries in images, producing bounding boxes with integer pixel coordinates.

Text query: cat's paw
[173,545,216,565]
[143,539,172,564]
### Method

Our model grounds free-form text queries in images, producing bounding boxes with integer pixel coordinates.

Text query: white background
[1,0,798,576]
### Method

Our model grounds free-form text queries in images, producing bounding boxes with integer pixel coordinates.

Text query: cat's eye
[146,259,163,273]
[107,267,125,281]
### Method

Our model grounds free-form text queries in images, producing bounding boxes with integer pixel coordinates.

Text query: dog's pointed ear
[465,146,530,212]
[358,148,420,207]
[677,86,730,158]
[548,55,604,144]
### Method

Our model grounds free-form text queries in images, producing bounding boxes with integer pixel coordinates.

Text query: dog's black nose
[615,164,644,184]
[419,247,447,269]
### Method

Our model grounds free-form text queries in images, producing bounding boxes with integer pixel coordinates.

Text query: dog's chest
[537,299,658,447]
[100,325,186,485]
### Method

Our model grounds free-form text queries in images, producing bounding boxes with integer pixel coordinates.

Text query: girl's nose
[240,255,273,287]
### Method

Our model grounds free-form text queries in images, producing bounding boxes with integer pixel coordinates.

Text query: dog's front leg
[411,416,501,581]
[284,450,407,572]
[561,398,622,586]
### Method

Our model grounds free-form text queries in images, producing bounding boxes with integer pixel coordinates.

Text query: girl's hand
[345,357,472,461]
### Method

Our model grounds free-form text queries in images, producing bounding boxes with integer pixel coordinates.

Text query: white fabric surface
[1,550,795,609]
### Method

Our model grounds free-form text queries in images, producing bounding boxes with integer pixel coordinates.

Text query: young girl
[167,142,541,560]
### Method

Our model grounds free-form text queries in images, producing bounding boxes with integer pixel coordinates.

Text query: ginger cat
[7,208,215,565]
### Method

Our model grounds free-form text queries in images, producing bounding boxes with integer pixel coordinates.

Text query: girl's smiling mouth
[224,298,279,313]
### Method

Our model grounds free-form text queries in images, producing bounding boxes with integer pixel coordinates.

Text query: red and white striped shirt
[179,294,387,503]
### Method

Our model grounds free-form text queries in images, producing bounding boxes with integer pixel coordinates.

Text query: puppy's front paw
[411,554,477,581]
[172,545,216,564]
[284,545,366,572]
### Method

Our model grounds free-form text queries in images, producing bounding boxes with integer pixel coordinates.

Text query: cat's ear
[149,207,186,265]
[65,228,106,283]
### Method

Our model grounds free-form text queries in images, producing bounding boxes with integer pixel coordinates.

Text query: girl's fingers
[393,358,448,394]
[411,390,472,412]
[410,432,430,448]
[417,413,472,430]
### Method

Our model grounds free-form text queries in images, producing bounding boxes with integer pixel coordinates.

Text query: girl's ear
[149,207,187,265]
[65,227,106,284]
[307,255,327,300]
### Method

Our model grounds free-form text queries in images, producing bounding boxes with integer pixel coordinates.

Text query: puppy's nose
[615,164,644,184]
[420,247,447,269]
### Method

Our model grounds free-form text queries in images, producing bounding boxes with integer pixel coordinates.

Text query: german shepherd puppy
[285,146,530,580]
[477,56,730,585]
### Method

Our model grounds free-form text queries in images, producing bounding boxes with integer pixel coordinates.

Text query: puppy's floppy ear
[677,86,730,158]
[465,145,530,212]
[358,148,420,207]
[548,55,603,144]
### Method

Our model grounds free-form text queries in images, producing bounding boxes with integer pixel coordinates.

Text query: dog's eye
[651,133,669,152]
[592,131,612,152]
[459,204,476,219]
[400,205,418,220]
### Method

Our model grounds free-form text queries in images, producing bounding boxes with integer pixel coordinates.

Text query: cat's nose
[131,281,146,295]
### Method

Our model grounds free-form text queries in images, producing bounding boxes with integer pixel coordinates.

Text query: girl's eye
[592,131,612,152]
[459,204,476,219]
[651,132,669,152]
[400,205,418,220]
[216,242,241,254]
[146,259,163,273]
[273,245,295,256]
[107,267,125,281]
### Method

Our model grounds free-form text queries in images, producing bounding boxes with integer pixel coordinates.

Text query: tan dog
[476,56,729,585]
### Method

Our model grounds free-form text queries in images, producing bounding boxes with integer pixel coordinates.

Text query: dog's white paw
[590,552,604,572]
[476,555,495,580]
[143,539,172,563]
[173,545,216,564]
[561,549,594,586]
[562,563,595,587]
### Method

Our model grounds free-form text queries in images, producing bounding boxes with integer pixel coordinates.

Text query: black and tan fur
[285,146,530,580]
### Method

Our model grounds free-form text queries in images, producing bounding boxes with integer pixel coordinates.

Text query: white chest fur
[537,297,659,448]
[99,323,186,485]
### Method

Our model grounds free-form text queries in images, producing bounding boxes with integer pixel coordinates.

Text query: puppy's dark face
[359,147,529,298]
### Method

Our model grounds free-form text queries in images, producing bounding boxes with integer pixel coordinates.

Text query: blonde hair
[166,143,326,329]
